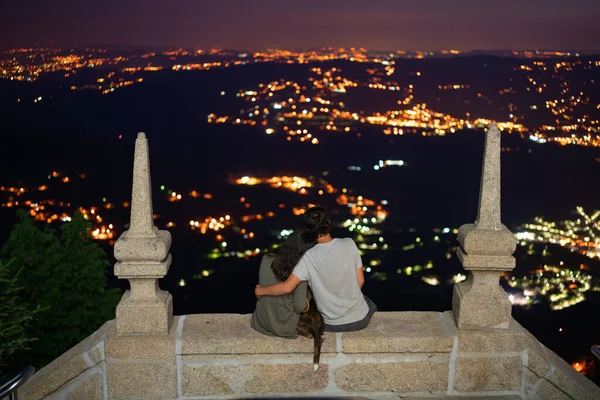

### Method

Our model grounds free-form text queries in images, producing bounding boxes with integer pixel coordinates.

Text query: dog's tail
[308,298,324,371]
[312,324,322,371]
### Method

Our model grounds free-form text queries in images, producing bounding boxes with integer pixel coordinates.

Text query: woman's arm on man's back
[256,273,302,297]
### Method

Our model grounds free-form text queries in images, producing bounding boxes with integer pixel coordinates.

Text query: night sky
[1,0,600,51]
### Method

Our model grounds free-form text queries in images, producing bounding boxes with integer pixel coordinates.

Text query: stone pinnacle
[129,132,156,237]
[475,124,502,230]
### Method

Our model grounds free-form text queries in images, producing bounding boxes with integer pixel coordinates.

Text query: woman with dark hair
[256,206,377,332]
[250,230,317,337]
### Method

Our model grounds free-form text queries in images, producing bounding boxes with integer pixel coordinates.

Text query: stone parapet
[341,311,456,353]
[522,328,600,400]
[17,321,111,400]
[182,364,329,396]
[19,312,600,399]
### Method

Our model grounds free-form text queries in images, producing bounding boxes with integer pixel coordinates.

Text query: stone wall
[18,312,600,399]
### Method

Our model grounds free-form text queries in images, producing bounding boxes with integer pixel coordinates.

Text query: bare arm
[357,266,365,289]
[256,273,302,297]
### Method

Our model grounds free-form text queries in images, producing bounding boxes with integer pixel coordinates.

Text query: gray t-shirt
[292,238,368,325]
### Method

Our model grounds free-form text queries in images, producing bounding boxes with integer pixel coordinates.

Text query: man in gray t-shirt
[292,237,368,326]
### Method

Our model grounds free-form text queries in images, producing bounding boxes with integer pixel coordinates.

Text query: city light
[503,264,599,311]
[515,207,600,259]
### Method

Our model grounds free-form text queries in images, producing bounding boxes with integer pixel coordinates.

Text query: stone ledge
[40,363,107,400]
[19,320,112,400]
[523,327,552,379]
[342,312,455,353]
[454,356,522,392]
[335,360,449,393]
[537,379,573,400]
[543,346,600,400]
[182,364,328,396]
[106,361,177,400]
[404,397,522,400]
[181,352,448,365]
[180,353,323,362]
[520,321,600,400]
[67,371,104,400]
[457,319,526,353]
[182,313,337,355]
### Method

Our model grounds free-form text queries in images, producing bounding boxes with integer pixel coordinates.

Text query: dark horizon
[4,45,600,54]
[1,0,600,52]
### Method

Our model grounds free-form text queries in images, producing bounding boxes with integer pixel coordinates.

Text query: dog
[296,297,324,371]
[268,230,325,371]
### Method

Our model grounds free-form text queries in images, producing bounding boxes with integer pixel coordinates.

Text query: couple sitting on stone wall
[251,206,377,367]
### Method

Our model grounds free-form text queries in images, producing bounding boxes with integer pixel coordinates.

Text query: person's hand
[255,284,262,300]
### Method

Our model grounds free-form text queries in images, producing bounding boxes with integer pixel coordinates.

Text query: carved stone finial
[129,132,156,237]
[475,124,502,230]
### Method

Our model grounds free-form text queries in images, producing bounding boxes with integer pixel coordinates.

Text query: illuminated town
[503,263,600,311]
[205,57,600,145]
[207,65,524,144]
[2,47,600,147]
[516,207,600,259]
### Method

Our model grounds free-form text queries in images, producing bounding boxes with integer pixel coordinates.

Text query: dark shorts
[324,295,377,332]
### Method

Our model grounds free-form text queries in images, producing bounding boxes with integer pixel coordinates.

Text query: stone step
[235,396,522,400]
[402,397,522,400]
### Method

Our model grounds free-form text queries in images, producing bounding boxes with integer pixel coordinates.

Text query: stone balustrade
[17,127,600,399]
[18,312,600,399]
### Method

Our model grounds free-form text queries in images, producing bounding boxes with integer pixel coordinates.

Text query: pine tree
[0,210,121,368]
[56,211,121,346]
[0,210,61,303]
[0,259,41,379]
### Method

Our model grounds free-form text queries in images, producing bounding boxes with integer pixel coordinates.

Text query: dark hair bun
[303,206,331,235]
